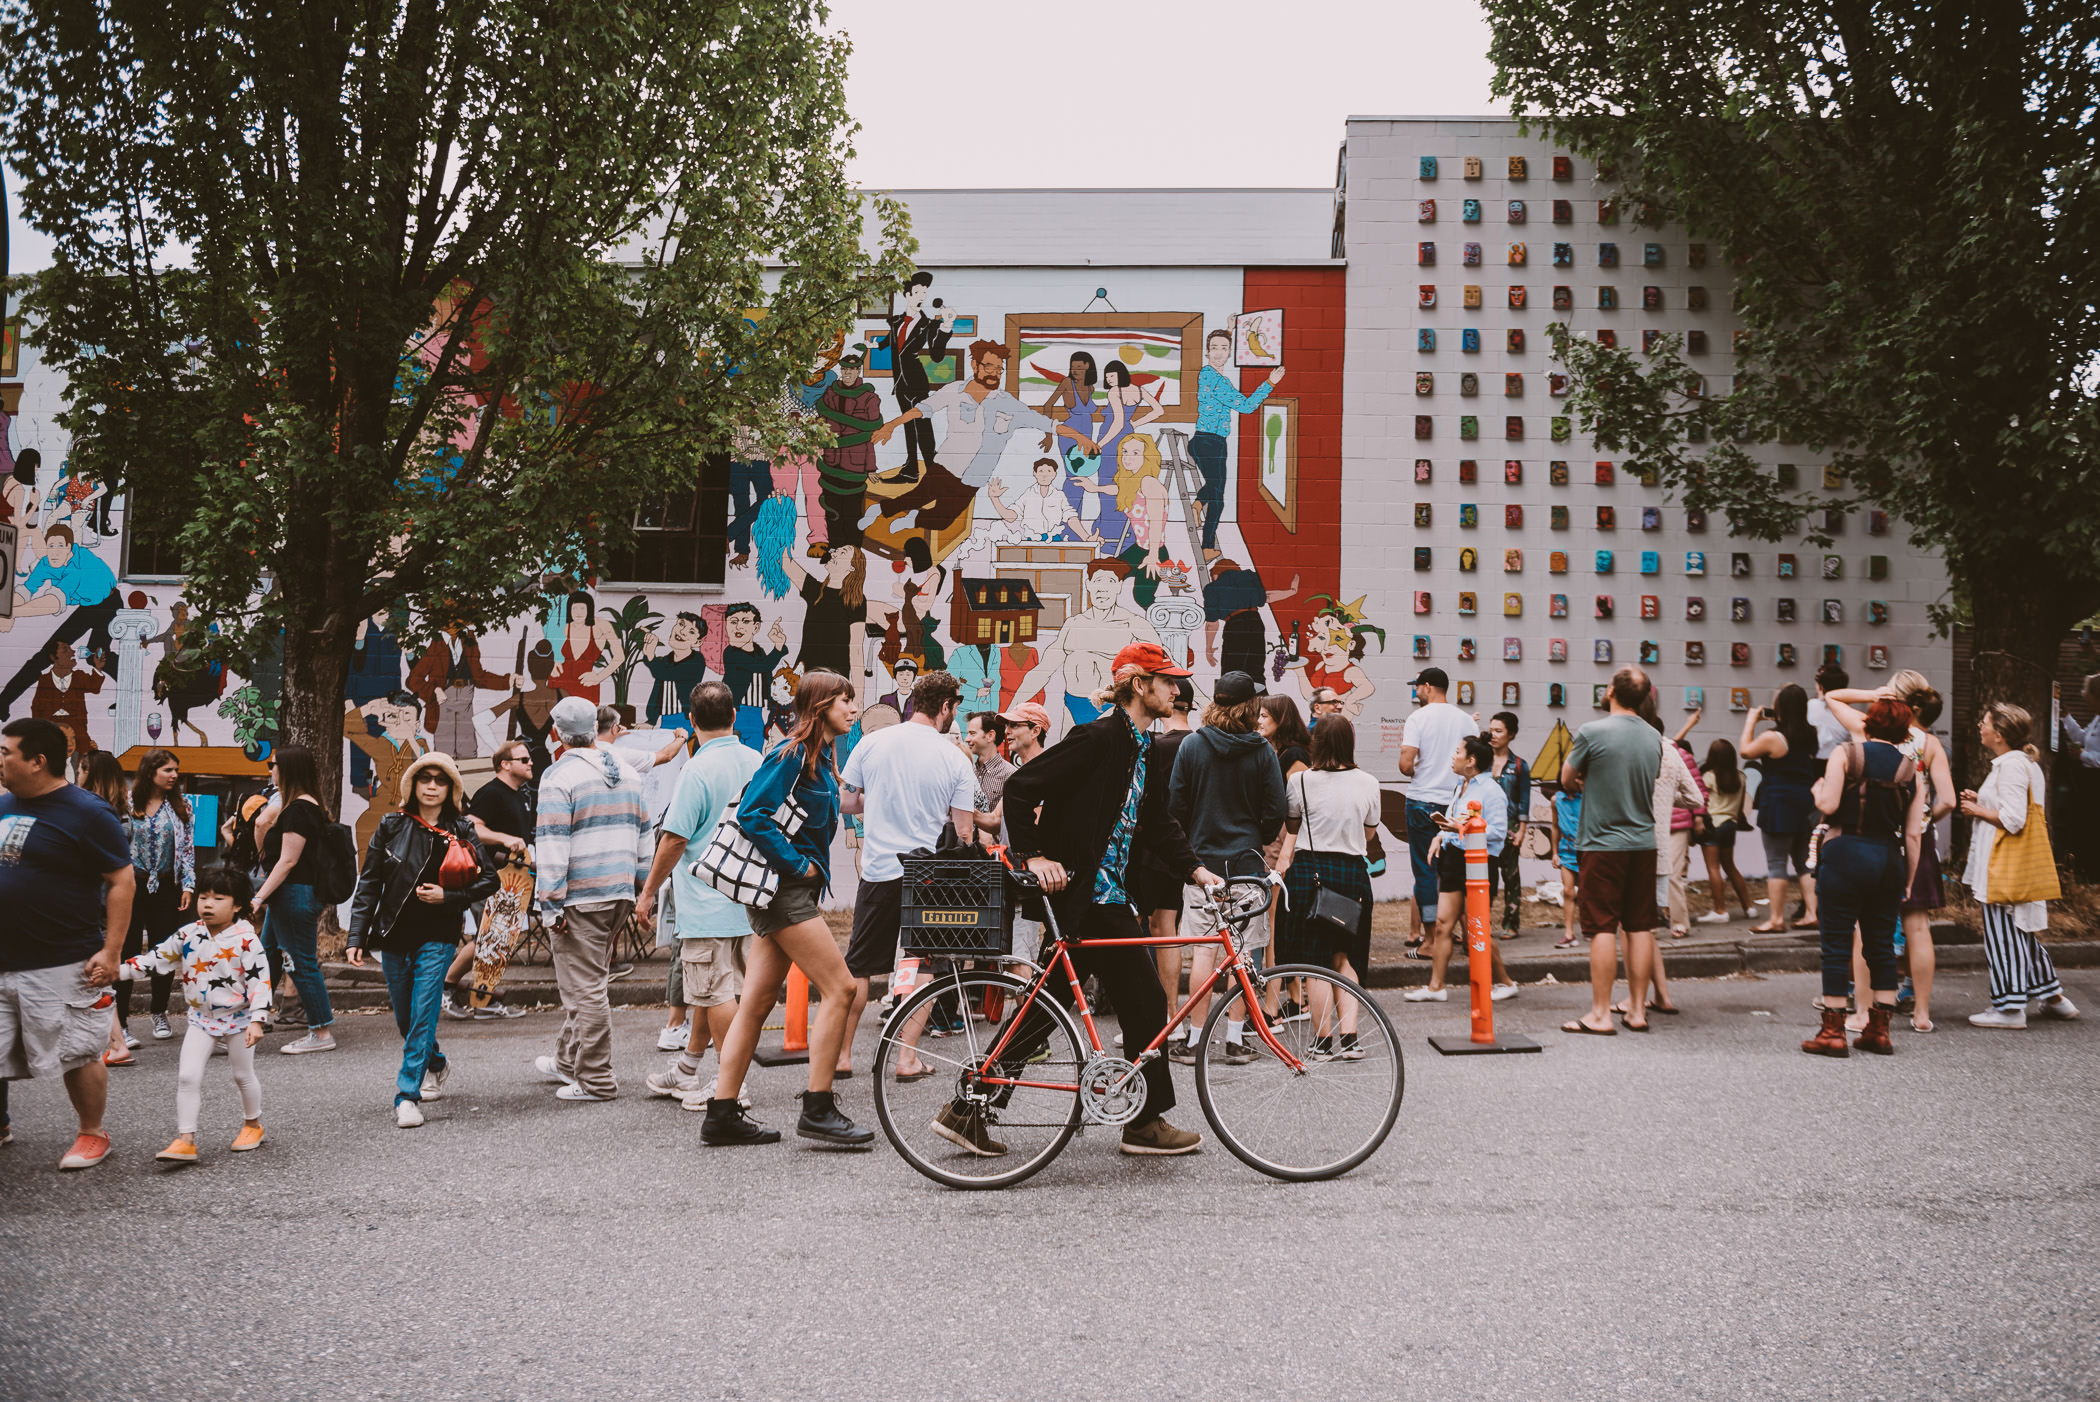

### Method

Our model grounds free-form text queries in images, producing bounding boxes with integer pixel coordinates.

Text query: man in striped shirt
[531,697,652,1102]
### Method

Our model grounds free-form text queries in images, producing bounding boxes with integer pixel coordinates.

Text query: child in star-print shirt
[119,865,271,1163]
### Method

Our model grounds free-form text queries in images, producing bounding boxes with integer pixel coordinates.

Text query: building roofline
[859,186,1334,196]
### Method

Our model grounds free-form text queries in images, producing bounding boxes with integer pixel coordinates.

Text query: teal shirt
[1565,715,1663,852]
[663,736,762,937]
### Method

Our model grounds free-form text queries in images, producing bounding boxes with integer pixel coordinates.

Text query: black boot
[796,1089,874,1147]
[700,1098,780,1146]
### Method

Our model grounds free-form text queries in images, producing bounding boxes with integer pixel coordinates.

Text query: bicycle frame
[957,864,1306,1104]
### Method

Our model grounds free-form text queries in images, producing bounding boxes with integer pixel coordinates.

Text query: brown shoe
[1853,1003,1895,1056]
[1120,1117,1202,1156]
[1801,1004,1850,1058]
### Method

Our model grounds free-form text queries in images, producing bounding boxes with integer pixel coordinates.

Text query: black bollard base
[1428,1033,1542,1056]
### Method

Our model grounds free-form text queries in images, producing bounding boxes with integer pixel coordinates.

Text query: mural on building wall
[0,267,1359,838]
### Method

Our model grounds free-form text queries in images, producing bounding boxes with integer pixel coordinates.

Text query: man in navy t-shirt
[0,718,136,1171]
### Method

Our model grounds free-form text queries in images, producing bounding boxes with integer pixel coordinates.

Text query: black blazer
[886,310,954,405]
[1003,711,1200,896]
[347,812,499,950]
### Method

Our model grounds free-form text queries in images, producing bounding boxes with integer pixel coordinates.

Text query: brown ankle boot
[1801,1004,1850,1057]
[1854,1002,1895,1055]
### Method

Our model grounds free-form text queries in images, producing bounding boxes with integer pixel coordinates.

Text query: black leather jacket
[346,812,499,950]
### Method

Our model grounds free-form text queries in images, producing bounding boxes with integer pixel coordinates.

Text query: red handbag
[415,818,481,889]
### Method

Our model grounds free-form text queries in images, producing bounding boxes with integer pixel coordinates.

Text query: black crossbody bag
[1298,773,1366,936]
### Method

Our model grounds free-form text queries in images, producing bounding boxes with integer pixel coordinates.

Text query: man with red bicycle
[984,643,1222,1159]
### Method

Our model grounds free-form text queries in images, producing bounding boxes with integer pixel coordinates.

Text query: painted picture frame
[1254,395,1299,533]
[1004,312,1204,422]
[1234,308,1284,368]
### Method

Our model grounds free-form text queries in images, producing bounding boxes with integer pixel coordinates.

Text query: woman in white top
[1405,734,1519,1004]
[1279,718,1383,1056]
[1959,702,2079,1029]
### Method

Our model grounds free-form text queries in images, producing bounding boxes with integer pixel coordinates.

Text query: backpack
[312,819,360,904]
[225,790,273,873]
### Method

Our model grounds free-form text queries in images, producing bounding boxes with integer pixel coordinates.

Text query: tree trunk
[1953,567,2075,862]
[278,608,357,822]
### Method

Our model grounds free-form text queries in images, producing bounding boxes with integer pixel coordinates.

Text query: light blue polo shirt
[664,735,762,938]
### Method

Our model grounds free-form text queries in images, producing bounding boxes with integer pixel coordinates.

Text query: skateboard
[467,847,535,1008]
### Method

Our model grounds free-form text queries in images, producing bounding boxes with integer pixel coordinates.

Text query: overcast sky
[2,2,1500,279]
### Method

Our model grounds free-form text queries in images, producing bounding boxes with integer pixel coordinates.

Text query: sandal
[1560,1019,1617,1036]
[892,1066,937,1083]
[1909,1017,1936,1034]
[1792,917,1820,929]
[1620,1014,1652,1033]
[1747,922,1788,934]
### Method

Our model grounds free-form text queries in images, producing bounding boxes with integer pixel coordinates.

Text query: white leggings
[176,1022,262,1134]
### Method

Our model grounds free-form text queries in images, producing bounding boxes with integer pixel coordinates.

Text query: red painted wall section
[1235,266,1345,621]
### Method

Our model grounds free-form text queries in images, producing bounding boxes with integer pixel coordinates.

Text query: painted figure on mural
[779,543,874,685]
[405,625,509,758]
[882,271,959,484]
[718,603,789,752]
[0,522,123,721]
[344,608,407,787]
[30,640,105,756]
[814,351,883,551]
[950,640,1000,725]
[342,693,429,855]
[876,655,919,720]
[638,611,710,732]
[148,602,224,747]
[776,351,836,561]
[1038,351,1106,533]
[766,666,800,742]
[1075,360,1153,547]
[726,426,768,570]
[873,341,1055,534]
[549,590,621,701]
[39,458,113,541]
[1106,432,1174,605]
[1015,557,1161,731]
[1203,558,1299,678]
[1191,327,1287,561]
[999,634,1044,714]
[752,455,805,600]
[1283,596,1384,717]
[486,640,560,775]
[880,567,946,677]
[987,457,1091,543]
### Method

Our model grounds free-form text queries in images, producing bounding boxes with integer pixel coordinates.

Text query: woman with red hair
[1800,699,1926,1057]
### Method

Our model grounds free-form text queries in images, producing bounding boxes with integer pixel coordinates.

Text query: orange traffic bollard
[783,967,810,1054]
[1428,800,1543,1057]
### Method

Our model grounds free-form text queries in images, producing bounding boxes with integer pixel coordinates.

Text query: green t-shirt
[1566,714,1662,852]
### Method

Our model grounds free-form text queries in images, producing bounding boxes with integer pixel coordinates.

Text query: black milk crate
[899,853,1009,957]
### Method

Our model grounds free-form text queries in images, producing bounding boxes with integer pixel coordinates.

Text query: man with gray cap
[531,696,651,1101]
[1166,670,1286,1064]
[1399,667,1475,942]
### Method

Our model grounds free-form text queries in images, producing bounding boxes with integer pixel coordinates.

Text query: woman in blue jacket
[702,669,871,1150]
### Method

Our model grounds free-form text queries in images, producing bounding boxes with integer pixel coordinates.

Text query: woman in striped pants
[1959,703,2080,1029]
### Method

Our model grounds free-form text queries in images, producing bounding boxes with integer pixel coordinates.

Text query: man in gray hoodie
[1166,671,1286,1064]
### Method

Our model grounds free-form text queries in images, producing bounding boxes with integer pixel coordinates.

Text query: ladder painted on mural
[1155,427,1207,568]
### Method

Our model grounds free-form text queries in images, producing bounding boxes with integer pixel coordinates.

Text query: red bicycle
[872,864,1404,1189]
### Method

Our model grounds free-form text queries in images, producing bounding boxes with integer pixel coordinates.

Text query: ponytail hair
[1985,701,2039,762]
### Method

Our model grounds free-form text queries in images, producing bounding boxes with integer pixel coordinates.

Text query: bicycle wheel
[1194,964,1404,1181]
[872,970,1087,1190]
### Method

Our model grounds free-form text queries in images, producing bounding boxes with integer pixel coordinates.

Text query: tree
[1483,0,2100,777]
[0,0,911,807]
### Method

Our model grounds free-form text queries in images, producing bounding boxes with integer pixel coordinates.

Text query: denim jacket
[738,740,840,890]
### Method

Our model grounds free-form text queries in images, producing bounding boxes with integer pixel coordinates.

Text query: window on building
[600,455,729,587]
[122,492,189,579]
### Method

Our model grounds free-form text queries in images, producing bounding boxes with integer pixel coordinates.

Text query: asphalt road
[4,968,2096,1402]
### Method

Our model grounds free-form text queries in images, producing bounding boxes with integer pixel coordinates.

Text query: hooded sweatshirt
[535,742,651,909]
[1167,725,1287,874]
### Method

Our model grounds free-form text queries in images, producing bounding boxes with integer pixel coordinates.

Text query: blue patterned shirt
[1092,711,1151,906]
[1195,364,1274,438]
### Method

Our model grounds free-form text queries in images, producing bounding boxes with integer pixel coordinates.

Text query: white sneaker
[421,1065,448,1101]
[395,1100,425,1128]
[656,1024,690,1052]
[2030,994,2080,1020]
[647,1065,703,1098]
[555,1083,612,1102]
[1490,982,1519,1002]
[279,1031,336,1055]
[1696,911,1730,924]
[534,1055,577,1086]
[679,1079,753,1111]
[1968,1006,2029,1030]
[1403,986,1448,1002]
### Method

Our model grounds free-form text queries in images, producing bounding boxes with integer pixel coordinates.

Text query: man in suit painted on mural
[406,626,510,759]
[883,271,956,484]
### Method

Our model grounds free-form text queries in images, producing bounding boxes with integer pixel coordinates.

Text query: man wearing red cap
[987,642,1221,1159]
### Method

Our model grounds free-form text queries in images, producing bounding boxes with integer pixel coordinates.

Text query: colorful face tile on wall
[1550,416,1570,441]
[1729,686,1752,710]
[1775,463,1798,488]
[1822,599,1843,624]
[1866,644,1890,669]
[1549,460,1570,486]
[1462,285,1482,309]
[1420,155,1439,179]
[1598,243,1619,268]
[1684,685,1703,711]
[1823,508,1845,534]
[1596,329,1616,348]
[1598,286,1619,310]
[1687,242,1708,266]
[1505,504,1524,529]
[1777,553,1796,578]
[1596,548,1614,573]
[1867,511,1888,536]
[1685,507,1707,533]
[1552,155,1573,181]
[1419,199,1437,222]
[1594,638,1614,661]
[1504,547,1523,570]
[1415,546,1433,570]
[1685,641,1706,666]
[1821,644,1843,668]
[1596,506,1615,530]
[1685,596,1705,621]
[1641,506,1661,531]
[1823,465,1843,490]
[1642,286,1663,311]
[1639,550,1659,574]
[1643,243,1664,268]
[1592,684,1610,709]
[1553,242,1573,267]
[1413,634,1432,658]
[1549,683,1566,707]
[1508,242,1528,266]
[1639,639,1661,665]
[1508,329,1527,354]
[1550,593,1568,618]
[1548,372,1568,398]
[1464,156,1483,180]
[1504,459,1524,485]
[1595,596,1615,621]
[1594,461,1615,486]
[1459,415,1479,439]
[1508,156,1528,180]
[1508,286,1528,310]
[1417,328,1437,352]
[1548,637,1568,662]
[1867,600,1889,625]
[1598,200,1618,225]
[1416,415,1433,439]
[1459,546,1478,571]
[1731,552,1751,577]
[1459,504,1479,529]
[1417,371,1435,396]
[1415,502,1433,526]
[1458,458,1478,483]
[1549,548,1568,571]
[1505,416,1524,440]
[1461,327,1481,353]
[1459,371,1479,397]
[1458,593,1477,616]
[1502,681,1522,706]
[1462,198,1482,222]
[1456,681,1476,706]
[1776,597,1797,621]
[1463,241,1482,266]
[1552,198,1572,221]
[1552,285,1573,310]
[1419,242,1437,266]
[1822,555,1843,580]
[1686,550,1706,575]
[1868,555,1888,580]
[1640,594,1660,620]
[1415,591,1432,614]
[1458,636,1477,661]
[1731,642,1752,666]
[1415,458,1433,483]
[1504,593,1522,617]
[1731,597,1750,622]
[1686,286,1709,311]
[1508,201,1527,224]
[1642,329,1663,354]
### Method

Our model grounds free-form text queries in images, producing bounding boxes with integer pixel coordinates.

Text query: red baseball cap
[1110,641,1194,678]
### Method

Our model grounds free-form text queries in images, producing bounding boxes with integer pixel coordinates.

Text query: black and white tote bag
[690,794,809,909]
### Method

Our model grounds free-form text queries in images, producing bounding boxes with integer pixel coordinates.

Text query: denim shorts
[748,873,825,935]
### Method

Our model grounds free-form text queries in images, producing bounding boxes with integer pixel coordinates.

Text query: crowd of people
[0,646,2086,1169]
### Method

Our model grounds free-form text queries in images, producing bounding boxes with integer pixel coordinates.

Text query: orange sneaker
[155,1136,198,1164]
[59,1132,113,1170]
[230,1124,266,1152]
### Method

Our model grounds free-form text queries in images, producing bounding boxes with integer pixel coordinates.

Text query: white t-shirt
[839,719,977,882]
[1401,701,1476,804]
[1808,698,1850,759]
[1287,769,1383,856]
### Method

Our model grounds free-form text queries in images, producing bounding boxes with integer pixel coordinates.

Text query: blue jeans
[1815,836,1902,999]
[1188,432,1228,549]
[1405,798,1443,917]
[380,941,453,1105]
[262,883,332,1029]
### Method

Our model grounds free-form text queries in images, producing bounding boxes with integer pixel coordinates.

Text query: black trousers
[1003,890,1175,1125]
[118,876,184,1019]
